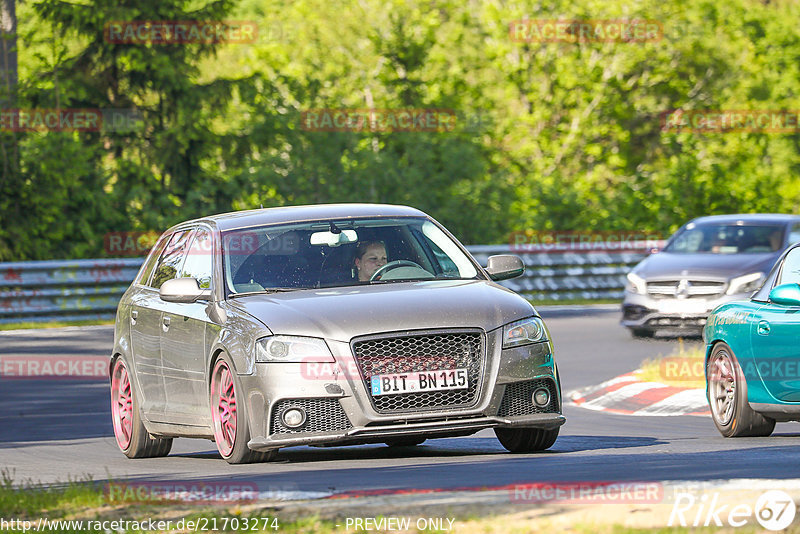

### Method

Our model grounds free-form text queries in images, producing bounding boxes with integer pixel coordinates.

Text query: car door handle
[758,320,770,335]
[131,310,138,325]
[162,315,171,331]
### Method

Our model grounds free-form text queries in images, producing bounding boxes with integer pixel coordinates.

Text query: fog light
[282,408,306,428]
[532,388,550,407]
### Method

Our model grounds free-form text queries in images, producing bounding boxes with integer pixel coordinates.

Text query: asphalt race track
[3,308,800,495]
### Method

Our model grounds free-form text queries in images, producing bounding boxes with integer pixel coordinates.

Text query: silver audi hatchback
[110,204,565,463]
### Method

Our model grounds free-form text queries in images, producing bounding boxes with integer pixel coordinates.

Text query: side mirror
[768,283,800,306]
[160,278,211,303]
[485,255,525,281]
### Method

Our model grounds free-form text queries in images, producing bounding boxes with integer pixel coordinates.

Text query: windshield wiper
[229,288,302,298]
[370,278,433,284]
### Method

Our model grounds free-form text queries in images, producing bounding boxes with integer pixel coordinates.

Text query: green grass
[0,319,115,331]
[0,470,104,520]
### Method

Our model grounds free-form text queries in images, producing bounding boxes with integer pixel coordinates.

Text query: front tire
[110,357,173,459]
[210,354,277,464]
[707,342,775,438]
[495,427,559,453]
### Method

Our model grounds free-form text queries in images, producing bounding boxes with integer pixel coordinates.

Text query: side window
[778,248,800,286]
[789,223,800,246]
[179,227,213,289]
[137,233,169,286]
[150,229,194,289]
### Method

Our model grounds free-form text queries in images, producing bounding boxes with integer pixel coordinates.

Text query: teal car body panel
[704,242,800,419]
[704,301,785,406]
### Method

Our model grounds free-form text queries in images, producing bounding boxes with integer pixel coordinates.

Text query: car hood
[634,252,779,280]
[227,280,533,342]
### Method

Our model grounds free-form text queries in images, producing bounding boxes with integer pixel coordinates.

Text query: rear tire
[210,354,277,464]
[707,342,775,437]
[495,427,559,453]
[110,357,173,459]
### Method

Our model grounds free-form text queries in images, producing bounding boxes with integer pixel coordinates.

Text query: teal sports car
[704,242,800,437]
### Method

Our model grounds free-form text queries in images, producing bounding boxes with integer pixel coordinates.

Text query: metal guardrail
[0,247,651,324]
[0,259,143,324]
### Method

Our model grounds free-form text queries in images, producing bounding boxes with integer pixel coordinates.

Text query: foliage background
[2,0,800,260]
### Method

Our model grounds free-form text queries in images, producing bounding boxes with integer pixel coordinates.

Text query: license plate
[370,368,468,396]
[658,299,710,314]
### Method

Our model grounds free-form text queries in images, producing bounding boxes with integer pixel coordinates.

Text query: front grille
[270,398,352,435]
[497,379,559,417]
[351,330,485,414]
[646,280,725,299]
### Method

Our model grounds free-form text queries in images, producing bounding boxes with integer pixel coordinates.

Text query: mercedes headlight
[503,317,547,348]
[726,272,765,295]
[626,272,646,294]
[255,335,334,363]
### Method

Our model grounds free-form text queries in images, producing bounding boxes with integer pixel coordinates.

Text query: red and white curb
[568,373,709,416]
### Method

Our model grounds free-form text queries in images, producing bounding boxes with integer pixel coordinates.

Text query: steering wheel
[370,260,425,281]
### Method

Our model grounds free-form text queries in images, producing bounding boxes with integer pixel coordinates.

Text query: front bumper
[621,291,749,332]
[238,332,563,451]
[248,413,566,450]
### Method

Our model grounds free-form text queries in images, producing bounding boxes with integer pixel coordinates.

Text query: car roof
[177,203,429,232]
[688,213,800,226]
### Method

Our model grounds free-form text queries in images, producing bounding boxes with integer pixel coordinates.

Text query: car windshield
[222,217,481,293]
[664,223,785,254]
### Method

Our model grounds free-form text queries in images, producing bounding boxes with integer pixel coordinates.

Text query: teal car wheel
[707,342,775,438]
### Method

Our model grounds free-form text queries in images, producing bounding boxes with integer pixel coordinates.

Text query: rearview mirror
[768,283,800,307]
[310,229,358,247]
[485,255,524,281]
[160,278,211,303]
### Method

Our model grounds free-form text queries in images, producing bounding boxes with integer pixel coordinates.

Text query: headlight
[726,272,765,295]
[503,317,547,348]
[626,272,646,294]
[255,335,334,363]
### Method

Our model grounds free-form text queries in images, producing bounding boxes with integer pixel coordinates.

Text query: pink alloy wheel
[111,360,133,450]
[212,360,237,457]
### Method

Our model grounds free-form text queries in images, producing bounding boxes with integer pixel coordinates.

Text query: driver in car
[354,241,388,281]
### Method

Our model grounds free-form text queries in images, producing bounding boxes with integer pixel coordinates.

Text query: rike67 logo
[669,490,796,531]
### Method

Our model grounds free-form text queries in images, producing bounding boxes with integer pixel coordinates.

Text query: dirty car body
[110,204,564,463]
